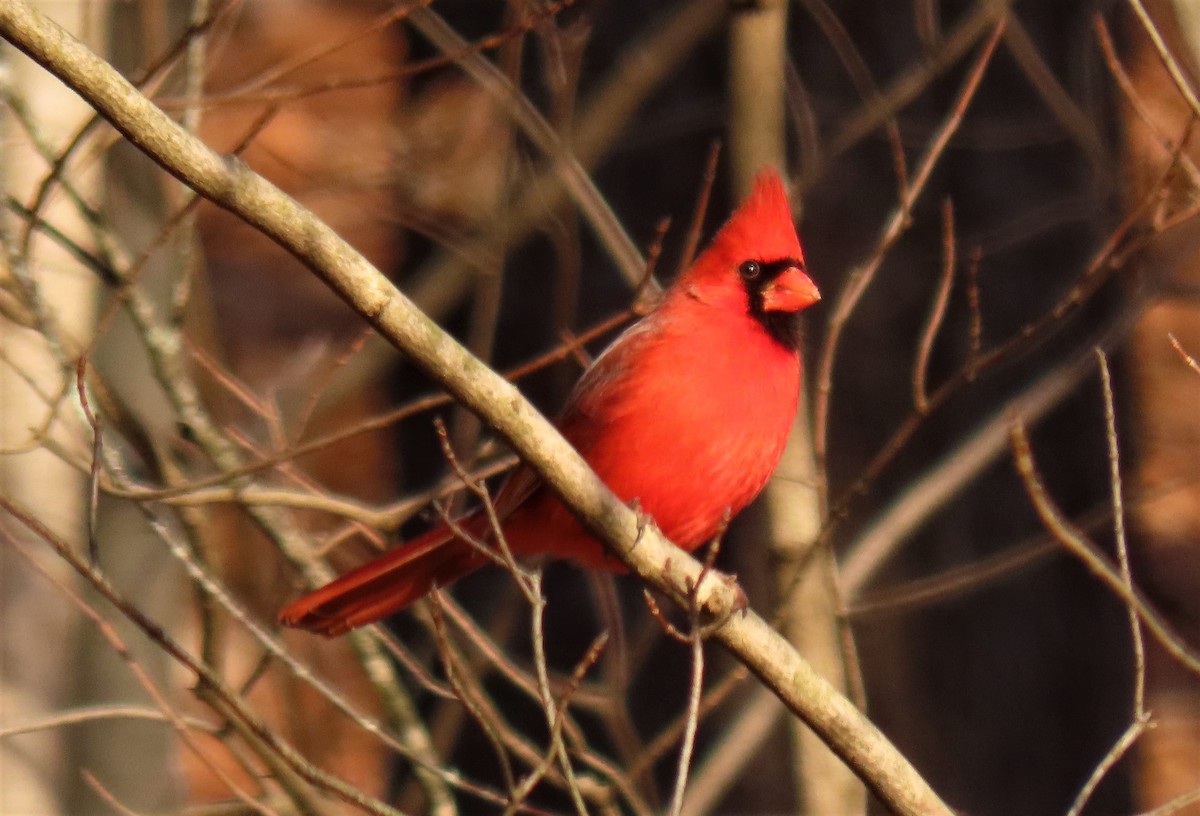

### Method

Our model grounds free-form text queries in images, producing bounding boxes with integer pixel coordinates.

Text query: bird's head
[681,168,820,349]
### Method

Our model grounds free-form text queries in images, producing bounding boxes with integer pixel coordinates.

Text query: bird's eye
[739,260,761,280]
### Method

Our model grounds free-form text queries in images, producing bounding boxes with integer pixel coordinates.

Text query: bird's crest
[681,166,811,297]
[696,168,803,274]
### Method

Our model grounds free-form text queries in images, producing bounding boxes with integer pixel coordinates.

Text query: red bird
[281,169,820,636]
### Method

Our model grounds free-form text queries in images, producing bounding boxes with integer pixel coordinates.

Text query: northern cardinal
[281,168,819,636]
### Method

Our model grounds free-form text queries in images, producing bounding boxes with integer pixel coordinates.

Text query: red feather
[280,169,819,636]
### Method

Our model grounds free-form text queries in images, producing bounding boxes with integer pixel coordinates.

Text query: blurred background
[2,0,1200,813]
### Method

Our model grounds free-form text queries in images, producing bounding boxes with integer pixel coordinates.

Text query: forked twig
[815,18,1007,471]
[1064,352,1150,816]
[1009,423,1200,678]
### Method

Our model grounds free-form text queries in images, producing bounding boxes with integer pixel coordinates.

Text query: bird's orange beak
[761,266,821,313]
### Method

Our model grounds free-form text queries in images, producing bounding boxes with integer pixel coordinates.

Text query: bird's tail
[279,520,487,637]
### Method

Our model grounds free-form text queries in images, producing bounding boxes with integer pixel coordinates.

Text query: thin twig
[1096,349,1146,717]
[1168,332,1200,375]
[527,573,591,816]
[677,142,722,275]
[629,666,749,782]
[1139,785,1200,816]
[915,0,941,49]
[913,198,957,412]
[1065,718,1151,816]
[75,356,102,564]
[965,248,983,372]
[677,685,779,816]
[0,705,216,737]
[666,611,705,816]
[1126,0,1200,124]
[80,771,147,816]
